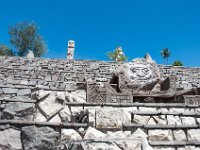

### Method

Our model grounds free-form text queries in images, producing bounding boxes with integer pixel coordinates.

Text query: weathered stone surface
[49,114,61,122]
[84,126,106,139]
[0,128,22,150]
[2,88,18,94]
[147,118,157,125]
[2,102,35,120]
[153,147,175,150]
[181,117,196,125]
[167,115,182,125]
[0,88,3,95]
[34,109,47,122]
[66,90,86,103]
[153,115,167,125]
[169,108,185,114]
[85,141,121,150]
[17,89,31,96]
[38,92,63,118]
[61,129,82,142]
[173,130,186,141]
[187,129,200,140]
[148,130,173,141]
[106,131,131,138]
[139,107,157,112]
[35,90,51,100]
[59,105,71,122]
[115,57,160,91]
[21,126,59,150]
[133,115,150,125]
[96,108,127,128]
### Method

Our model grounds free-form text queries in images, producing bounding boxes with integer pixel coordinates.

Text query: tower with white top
[67,40,75,60]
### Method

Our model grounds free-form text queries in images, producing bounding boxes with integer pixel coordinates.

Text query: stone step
[149,141,200,146]
[123,124,200,129]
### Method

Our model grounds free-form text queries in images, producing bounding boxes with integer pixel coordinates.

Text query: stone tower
[67,40,75,60]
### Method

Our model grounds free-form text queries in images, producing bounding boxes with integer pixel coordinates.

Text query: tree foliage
[172,60,183,66]
[9,21,47,57]
[160,48,170,64]
[0,44,15,56]
[107,46,127,62]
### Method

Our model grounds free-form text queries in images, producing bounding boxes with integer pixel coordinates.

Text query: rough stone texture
[173,130,187,141]
[153,115,167,125]
[187,129,200,141]
[133,115,150,125]
[84,126,106,139]
[59,105,71,122]
[61,129,82,142]
[38,92,63,118]
[148,130,173,141]
[181,117,196,125]
[0,128,22,150]
[35,90,51,100]
[85,141,122,150]
[115,57,160,91]
[21,126,59,150]
[2,102,35,120]
[167,115,182,125]
[25,50,34,58]
[96,108,128,128]
[17,89,31,96]
[66,90,86,103]
[2,88,18,94]
[34,109,47,122]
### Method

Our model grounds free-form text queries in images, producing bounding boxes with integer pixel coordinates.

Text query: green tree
[160,48,170,64]
[172,60,183,66]
[0,44,15,56]
[107,46,127,62]
[9,21,47,57]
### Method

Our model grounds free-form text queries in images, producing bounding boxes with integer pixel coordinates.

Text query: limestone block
[96,108,127,128]
[66,90,86,103]
[38,92,63,118]
[169,108,185,114]
[167,115,182,125]
[0,128,22,150]
[61,129,82,142]
[85,141,121,150]
[56,92,66,102]
[106,131,131,138]
[147,118,157,125]
[2,102,35,120]
[49,114,61,123]
[187,129,200,140]
[35,90,51,100]
[21,126,59,150]
[139,107,157,112]
[177,146,200,150]
[34,109,47,122]
[17,89,31,96]
[196,118,200,124]
[173,130,187,141]
[2,88,18,94]
[181,117,196,125]
[84,126,106,139]
[20,80,28,85]
[132,128,148,138]
[59,105,71,122]
[133,115,150,125]
[158,108,169,113]
[28,80,37,86]
[148,130,173,141]
[153,147,175,150]
[153,115,167,125]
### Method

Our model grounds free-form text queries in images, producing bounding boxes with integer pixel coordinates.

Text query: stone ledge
[149,141,200,146]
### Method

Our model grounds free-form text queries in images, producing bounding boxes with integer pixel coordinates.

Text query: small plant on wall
[107,46,127,63]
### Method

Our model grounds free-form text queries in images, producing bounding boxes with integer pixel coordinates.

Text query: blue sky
[0,0,200,66]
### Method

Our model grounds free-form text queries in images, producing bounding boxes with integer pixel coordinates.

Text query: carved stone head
[115,54,160,91]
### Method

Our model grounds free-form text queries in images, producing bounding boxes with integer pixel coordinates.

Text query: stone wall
[0,56,200,90]
[0,56,200,150]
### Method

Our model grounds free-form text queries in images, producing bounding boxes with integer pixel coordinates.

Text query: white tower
[67,40,75,60]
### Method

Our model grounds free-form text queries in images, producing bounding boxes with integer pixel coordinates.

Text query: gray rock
[0,128,22,150]
[173,130,187,141]
[21,126,59,150]
[2,88,18,94]
[28,80,37,86]
[0,88,3,95]
[17,89,31,96]
[148,130,173,141]
[2,102,35,120]
[187,129,200,141]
